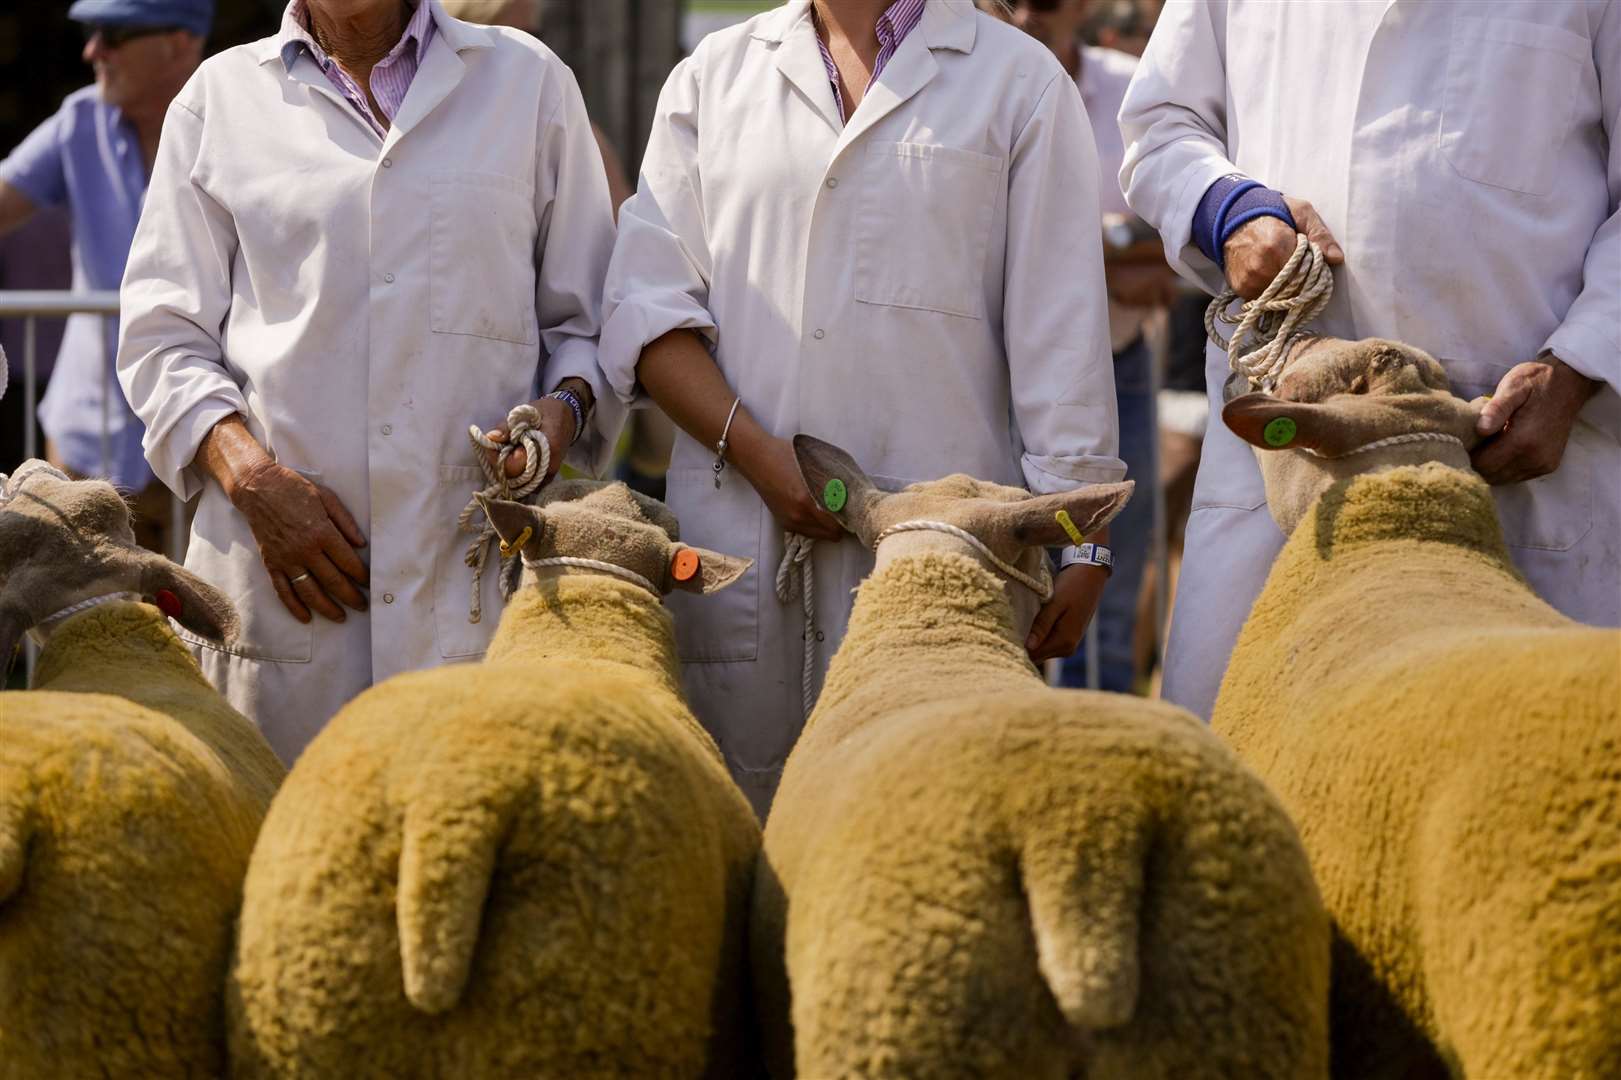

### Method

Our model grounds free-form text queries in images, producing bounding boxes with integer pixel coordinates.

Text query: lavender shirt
[814,0,928,122]
[278,0,436,136]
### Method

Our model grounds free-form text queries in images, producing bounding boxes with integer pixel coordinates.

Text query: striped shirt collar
[278,0,437,133]
[813,0,928,122]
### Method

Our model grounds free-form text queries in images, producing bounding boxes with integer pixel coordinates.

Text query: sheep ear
[792,434,882,541]
[996,481,1136,548]
[129,550,240,645]
[666,547,753,596]
[1223,393,1370,456]
[477,497,545,557]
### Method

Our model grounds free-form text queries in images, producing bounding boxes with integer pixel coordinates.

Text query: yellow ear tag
[1055,509,1087,546]
[499,525,533,559]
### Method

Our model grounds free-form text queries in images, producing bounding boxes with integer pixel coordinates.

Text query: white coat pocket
[434,463,498,660]
[1441,18,1587,196]
[429,172,539,345]
[665,466,762,664]
[854,142,1002,320]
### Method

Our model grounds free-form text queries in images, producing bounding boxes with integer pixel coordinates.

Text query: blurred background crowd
[0,0,1198,695]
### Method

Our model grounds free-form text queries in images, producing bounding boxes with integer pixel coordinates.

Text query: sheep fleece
[1214,464,1621,1078]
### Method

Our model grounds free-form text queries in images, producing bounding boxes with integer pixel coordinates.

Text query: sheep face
[479,480,752,596]
[0,462,239,665]
[792,435,1133,624]
[1223,338,1488,535]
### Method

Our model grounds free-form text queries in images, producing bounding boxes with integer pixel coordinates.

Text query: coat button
[383,593,395,604]
[813,329,826,340]
[384,272,396,283]
[381,157,393,168]
[826,177,838,189]
[381,424,392,436]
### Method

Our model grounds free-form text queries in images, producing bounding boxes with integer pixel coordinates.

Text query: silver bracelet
[1059,542,1114,575]
[713,397,742,489]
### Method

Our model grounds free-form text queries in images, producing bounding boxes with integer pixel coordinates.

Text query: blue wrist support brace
[1193,174,1297,268]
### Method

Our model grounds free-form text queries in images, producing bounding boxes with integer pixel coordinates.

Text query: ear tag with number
[823,478,847,513]
[1263,417,1298,447]
[671,547,702,583]
[1054,509,1087,546]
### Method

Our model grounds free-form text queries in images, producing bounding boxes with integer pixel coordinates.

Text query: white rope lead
[776,533,818,718]
[872,520,1056,604]
[460,404,551,624]
[523,555,659,596]
[1206,234,1334,393]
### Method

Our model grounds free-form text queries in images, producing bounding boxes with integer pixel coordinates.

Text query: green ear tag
[823,478,847,513]
[1263,417,1298,447]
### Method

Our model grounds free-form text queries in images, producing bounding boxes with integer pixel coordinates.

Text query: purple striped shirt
[278,0,436,137]
[813,0,928,122]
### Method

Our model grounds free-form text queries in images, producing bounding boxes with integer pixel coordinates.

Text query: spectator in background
[0,207,72,477]
[0,0,210,550]
[1004,0,1176,693]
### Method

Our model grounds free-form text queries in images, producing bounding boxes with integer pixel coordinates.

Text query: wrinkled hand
[1471,356,1599,485]
[1222,195,1344,300]
[1107,263,1180,309]
[231,459,369,623]
[482,397,575,483]
[744,436,843,541]
[1026,564,1108,664]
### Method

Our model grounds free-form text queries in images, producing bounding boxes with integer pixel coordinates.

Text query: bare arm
[636,329,841,539]
[0,181,39,241]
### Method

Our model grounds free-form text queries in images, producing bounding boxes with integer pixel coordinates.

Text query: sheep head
[0,462,239,668]
[792,434,1134,617]
[1223,337,1488,535]
[478,480,752,597]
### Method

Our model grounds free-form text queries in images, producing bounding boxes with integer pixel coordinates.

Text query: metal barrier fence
[1,290,190,682]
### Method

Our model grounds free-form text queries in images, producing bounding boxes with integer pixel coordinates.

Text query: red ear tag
[154,589,183,618]
[671,548,701,583]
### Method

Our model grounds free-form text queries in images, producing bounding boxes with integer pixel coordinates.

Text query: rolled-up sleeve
[598,57,717,406]
[117,96,248,501]
[533,62,622,476]
[1005,68,1125,495]
[1542,2,1621,396]
[1117,0,1236,295]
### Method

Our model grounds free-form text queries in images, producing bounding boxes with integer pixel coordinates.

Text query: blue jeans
[1060,336,1156,693]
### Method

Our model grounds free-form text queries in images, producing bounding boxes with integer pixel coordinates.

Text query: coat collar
[753,1,978,145]
[251,0,498,66]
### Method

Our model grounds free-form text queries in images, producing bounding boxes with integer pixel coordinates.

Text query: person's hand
[1222,195,1344,300]
[1026,564,1108,664]
[742,436,844,541]
[1471,355,1599,485]
[1107,263,1180,309]
[481,396,575,483]
[229,458,369,623]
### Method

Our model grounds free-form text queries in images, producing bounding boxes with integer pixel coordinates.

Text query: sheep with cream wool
[752,436,1330,1080]
[0,461,286,1079]
[229,480,763,1079]
[1213,337,1621,1079]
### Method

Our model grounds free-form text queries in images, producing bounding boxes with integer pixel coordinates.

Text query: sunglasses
[83,23,181,49]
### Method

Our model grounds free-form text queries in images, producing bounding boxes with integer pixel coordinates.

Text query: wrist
[1545,353,1601,405]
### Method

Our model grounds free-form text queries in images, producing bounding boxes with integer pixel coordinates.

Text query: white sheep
[229,480,763,1078]
[0,461,285,1078]
[752,436,1331,1080]
[1214,336,1621,1079]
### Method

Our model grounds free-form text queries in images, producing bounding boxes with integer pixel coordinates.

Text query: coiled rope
[460,404,551,624]
[776,533,818,718]
[1206,234,1334,392]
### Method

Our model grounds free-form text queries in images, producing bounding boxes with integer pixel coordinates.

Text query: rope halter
[872,520,1055,604]
[460,404,551,624]
[1300,430,1466,460]
[1206,234,1334,394]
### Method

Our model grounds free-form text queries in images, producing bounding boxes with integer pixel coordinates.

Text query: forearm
[0,181,39,240]
[634,329,774,481]
[194,415,273,503]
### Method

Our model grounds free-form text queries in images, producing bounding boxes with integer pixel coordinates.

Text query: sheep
[228,479,764,1079]
[751,435,1331,1080]
[1212,336,1621,1079]
[0,460,286,1079]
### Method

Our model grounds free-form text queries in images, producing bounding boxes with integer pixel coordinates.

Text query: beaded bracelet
[547,387,587,445]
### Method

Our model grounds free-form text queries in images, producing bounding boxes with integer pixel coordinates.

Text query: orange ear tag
[671,548,702,583]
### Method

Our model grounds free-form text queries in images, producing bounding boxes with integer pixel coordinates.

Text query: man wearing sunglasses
[0,0,210,549]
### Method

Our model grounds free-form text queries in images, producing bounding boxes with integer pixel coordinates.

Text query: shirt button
[826,177,838,189]
[381,157,393,168]
[381,424,392,436]
[383,593,395,604]
[813,329,826,340]
[384,272,396,283]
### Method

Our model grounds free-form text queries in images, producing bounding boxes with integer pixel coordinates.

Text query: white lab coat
[1120,0,1621,719]
[118,4,619,762]
[600,0,1123,810]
